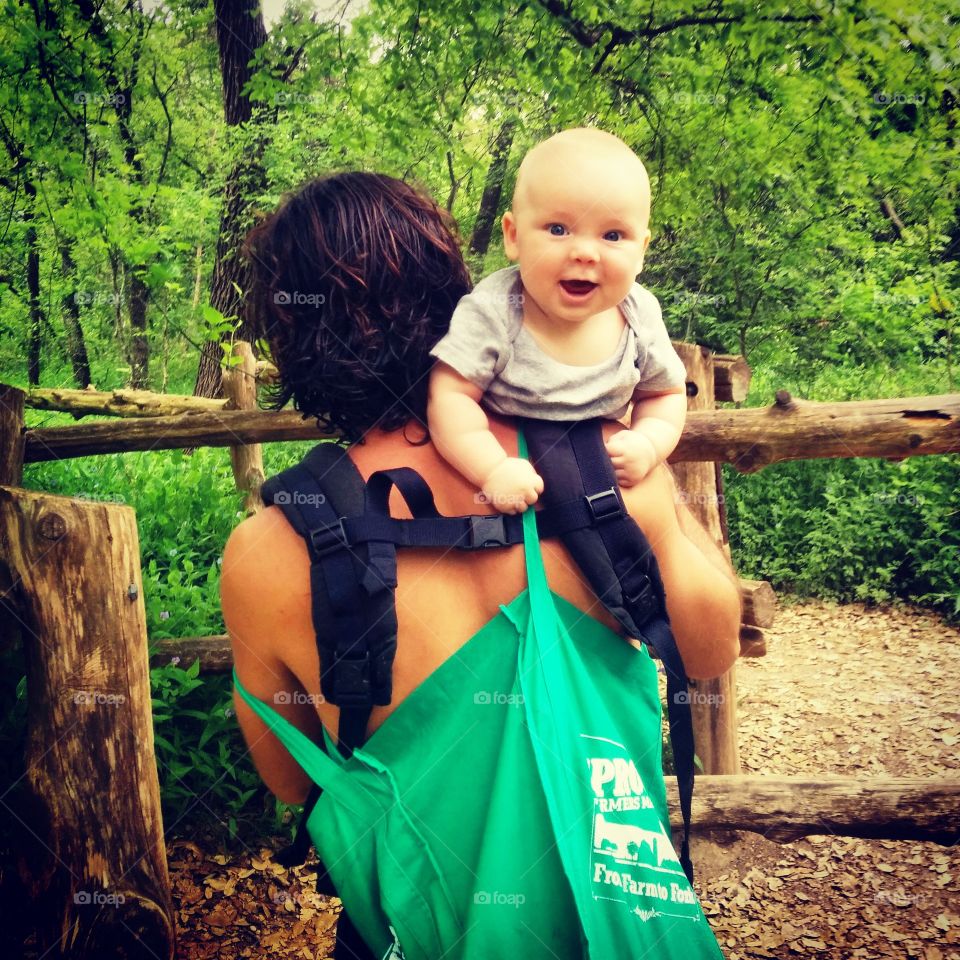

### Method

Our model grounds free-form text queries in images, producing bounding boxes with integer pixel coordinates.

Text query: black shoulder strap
[520,417,697,883]
[261,443,392,886]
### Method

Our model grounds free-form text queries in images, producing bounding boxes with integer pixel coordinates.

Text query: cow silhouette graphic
[593,814,681,868]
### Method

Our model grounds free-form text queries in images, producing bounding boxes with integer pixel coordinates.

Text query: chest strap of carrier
[520,417,696,883]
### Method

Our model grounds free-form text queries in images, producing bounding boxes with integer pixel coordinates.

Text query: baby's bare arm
[606,388,687,486]
[427,362,507,487]
[427,362,543,512]
[630,388,687,460]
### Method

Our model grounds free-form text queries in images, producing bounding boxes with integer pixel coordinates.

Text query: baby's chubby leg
[618,462,741,680]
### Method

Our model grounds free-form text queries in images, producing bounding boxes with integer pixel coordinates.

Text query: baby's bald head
[511,127,651,223]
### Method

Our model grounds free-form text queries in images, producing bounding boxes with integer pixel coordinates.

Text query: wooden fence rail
[20,392,960,466]
[666,775,960,846]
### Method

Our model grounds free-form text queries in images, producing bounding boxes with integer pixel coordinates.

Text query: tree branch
[536,0,821,52]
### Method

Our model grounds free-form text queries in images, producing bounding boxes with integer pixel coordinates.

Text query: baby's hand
[480,458,544,514]
[605,430,659,487]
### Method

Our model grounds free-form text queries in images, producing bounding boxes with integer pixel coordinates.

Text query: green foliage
[726,454,960,617]
[149,658,272,839]
[725,363,960,620]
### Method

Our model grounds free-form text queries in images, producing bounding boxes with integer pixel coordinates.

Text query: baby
[428,127,687,514]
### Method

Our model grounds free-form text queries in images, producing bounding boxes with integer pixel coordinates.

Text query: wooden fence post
[222,341,264,513]
[0,487,175,959]
[671,343,741,775]
[0,384,25,486]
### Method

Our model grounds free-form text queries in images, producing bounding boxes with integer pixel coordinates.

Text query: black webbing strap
[521,417,697,883]
[262,446,381,895]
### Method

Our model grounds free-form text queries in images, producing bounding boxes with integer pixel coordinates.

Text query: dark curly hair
[245,172,472,444]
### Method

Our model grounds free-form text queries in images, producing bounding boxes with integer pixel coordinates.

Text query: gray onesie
[430,265,686,421]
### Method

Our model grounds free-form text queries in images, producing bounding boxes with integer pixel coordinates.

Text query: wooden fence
[1,345,958,958]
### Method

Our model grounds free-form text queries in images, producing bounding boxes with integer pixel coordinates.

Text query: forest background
[0,0,958,840]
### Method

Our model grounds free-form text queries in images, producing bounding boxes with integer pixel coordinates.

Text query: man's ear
[502,211,519,261]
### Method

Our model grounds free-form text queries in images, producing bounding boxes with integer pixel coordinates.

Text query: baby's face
[502,146,651,332]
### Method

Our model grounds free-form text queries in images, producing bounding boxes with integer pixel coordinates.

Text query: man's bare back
[222,413,741,805]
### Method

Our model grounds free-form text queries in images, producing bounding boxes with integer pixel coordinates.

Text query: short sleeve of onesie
[429,269,520,391]
[625,284,687,392]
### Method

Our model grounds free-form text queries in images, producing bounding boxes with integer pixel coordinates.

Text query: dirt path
[694,600,960,960]
[168,600,960,959]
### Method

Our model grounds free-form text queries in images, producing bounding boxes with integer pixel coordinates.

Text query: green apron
[234,442,724,960]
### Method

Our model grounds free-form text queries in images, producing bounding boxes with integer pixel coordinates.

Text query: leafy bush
[725,454,960,618]
[724,362,960,620]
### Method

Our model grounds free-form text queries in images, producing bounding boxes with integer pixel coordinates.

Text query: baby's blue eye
[604,230,622,242]
[547,223,567,236]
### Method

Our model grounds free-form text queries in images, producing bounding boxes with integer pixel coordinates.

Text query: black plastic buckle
[308,519,348,558]
[585,487,624,523]
[334,652,371,706]
[463,514,510,549]
[625,573,658,623]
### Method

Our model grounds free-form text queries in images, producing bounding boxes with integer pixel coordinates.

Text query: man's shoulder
[221,507,308,611]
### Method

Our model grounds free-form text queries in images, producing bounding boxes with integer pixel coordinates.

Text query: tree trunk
[127,266,149,389]
[468,118,516,265]
[24,180,43,386]
[59,242,92,388]
[194,0,270,400]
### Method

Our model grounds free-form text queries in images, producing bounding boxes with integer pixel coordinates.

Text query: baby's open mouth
[560,279,598,296]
